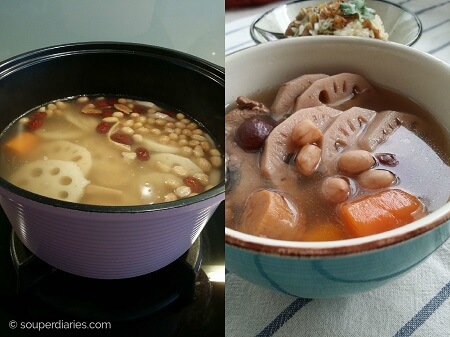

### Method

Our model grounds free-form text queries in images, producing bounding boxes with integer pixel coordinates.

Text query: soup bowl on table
[225,36,450,298]
[0,42,225,279]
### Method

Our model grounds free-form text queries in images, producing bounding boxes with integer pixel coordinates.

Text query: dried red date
[29,111,47,120]
[106,98,118,105]
[101,109,113,118]
[111,133,134,145]
[135,147,150,161]
[96,121,112,134]
[183,177,204,193]
[236,116,274,152]
[96,101,110,108]
[26,118,44,131]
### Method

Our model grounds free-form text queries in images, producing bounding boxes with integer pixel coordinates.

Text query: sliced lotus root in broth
[261,106,341,182]
[64,108,99,130]
[359,110,424,151]
[106,122,131,151]
[294,73,375,111]
[270,74,328,115]
[83,184,124,206]
[9,159,89,202]
[149,153,203,176]
[36,140,92,175]
[320,107,376,174]
[140,137,180,154]
[89,154,132,188]
[35,127,84,141]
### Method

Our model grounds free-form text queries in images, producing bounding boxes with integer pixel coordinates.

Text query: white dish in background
[251,0,422,46]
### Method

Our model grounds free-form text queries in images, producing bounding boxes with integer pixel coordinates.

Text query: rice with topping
[285,0,389,41]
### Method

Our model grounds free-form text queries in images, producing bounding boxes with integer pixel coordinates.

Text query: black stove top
[0,202,224,336]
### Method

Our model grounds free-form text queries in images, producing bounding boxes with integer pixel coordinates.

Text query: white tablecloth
[225,1,450,336]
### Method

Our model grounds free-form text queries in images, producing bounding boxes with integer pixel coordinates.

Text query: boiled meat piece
[225,96,271,216]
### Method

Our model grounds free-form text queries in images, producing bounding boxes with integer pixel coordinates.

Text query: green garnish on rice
[340,0,375,20]
[284,0,388,41]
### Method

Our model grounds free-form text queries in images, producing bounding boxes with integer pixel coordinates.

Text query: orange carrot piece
[301,222,348,242]
[3,132,39,156]
[338,189,424,237]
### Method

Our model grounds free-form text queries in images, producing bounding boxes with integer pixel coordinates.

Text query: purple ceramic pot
[0,42,224,279]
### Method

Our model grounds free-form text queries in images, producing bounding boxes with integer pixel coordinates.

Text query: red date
[26,118,44,131]
[96,101,110,108]
[111,133,133,145]
[236,116,275,152]
[135,147,150,161]
[96,121,112,134]
[101,109,113,118]
[183,177,204,193]
[29,111,47,120]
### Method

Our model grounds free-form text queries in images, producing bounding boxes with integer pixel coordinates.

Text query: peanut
[291,119,322,147]
[338,150,375,174]
[322,177,350,203]
[295,144,321,176]
[357,169,396,190]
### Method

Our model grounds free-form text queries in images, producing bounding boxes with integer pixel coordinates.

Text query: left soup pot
[0,42,225,279]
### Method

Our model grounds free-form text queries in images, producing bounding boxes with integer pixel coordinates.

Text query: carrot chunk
[3,132,39,156]
[338,189,424,237]
[301,222,348,242]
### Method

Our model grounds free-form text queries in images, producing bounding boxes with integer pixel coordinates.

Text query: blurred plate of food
[250,0,422,46]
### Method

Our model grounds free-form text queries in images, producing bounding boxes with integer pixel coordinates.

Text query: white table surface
[225,1,450,336]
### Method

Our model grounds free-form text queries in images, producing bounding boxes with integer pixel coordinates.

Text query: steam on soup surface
[225,73,450,241]
[0,96,223,206]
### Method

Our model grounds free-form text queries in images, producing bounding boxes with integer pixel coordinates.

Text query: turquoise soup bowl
[225,37,450,298]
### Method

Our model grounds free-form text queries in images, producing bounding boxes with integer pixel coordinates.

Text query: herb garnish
[340,0,376,20]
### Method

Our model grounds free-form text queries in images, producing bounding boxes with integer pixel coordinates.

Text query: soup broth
[225,73,450,241]
[0,96,223,206]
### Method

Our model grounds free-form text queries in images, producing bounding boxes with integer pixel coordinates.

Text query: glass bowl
[251,0,422,46]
